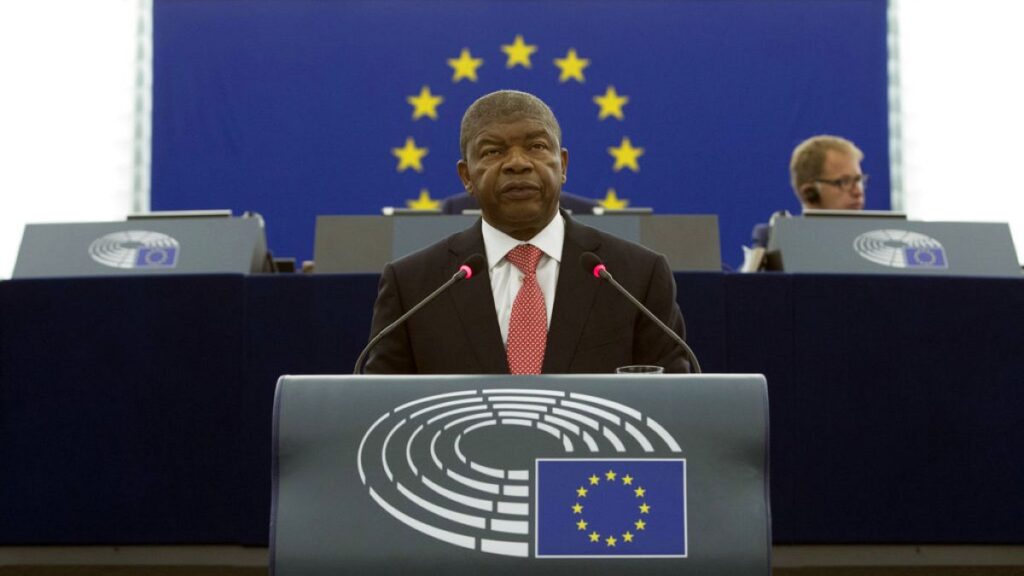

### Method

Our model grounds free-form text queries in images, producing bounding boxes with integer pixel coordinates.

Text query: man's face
[812,149,866,210]
[457,117,568,241]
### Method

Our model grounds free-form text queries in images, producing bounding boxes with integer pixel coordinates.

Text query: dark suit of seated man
[441,190,598,215]
[365,90,690,375]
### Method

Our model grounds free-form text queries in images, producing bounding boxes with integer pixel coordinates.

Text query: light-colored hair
[459,90,562,159]
[789,135,864,196]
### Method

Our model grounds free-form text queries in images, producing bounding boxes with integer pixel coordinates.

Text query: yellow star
[605,535,617,547]
[501,34,538,68]
[634,486,646,498]
[608,137,644,172]
[406,189,440,211]
[576,486,588,498]
[622,531,634,543]
[635,519,646,531]
[392,137,428,173]
[589,531,601,543]
[406,86,444,121]
[447,48,483,82]
[594,86,629,120]
[554,48,590,83]
[572,503,583,514]
[639,503,651,514]
[605,469,617,481]
[621,474,634,485]
[576,519,588,531]
[599,188,630,210]
[588,474,600,486]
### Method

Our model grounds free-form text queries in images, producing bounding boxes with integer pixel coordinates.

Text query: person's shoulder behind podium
[750,134,868,249]
[365,89,690,375]
[441,190,598,215]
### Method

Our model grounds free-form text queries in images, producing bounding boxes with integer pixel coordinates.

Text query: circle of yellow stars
[571,468,651,548]
[393,34,644,211]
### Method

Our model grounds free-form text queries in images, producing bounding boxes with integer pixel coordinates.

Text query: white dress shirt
[481,213,564,346]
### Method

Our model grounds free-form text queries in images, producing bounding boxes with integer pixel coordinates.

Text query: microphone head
[459,253,487,280]
[580,252,606,278]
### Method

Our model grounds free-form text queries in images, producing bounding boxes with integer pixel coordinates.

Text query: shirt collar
[481,211,565,270]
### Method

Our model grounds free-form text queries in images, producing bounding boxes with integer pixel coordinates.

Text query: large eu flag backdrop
[152,0,889,267]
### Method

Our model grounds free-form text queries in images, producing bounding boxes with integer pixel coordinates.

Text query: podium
[12,216,268,278]
[271,374,769,575]
[766,217,1021,276]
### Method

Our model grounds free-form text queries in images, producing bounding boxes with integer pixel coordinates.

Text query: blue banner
[535,459,686,557]
[153,0,889,267]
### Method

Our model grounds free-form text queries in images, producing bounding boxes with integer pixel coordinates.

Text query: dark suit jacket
[364,211,690,374]
[441,191,598,215]
[751,210,793,248]
[751,222,770,248]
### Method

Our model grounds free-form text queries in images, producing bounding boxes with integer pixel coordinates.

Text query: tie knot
[506,244,543,274]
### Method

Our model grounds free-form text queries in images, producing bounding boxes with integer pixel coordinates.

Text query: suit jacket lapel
[447,220,509,373]
[543,212,602,373]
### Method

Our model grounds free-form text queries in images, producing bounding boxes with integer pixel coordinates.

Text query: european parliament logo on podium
[88,231,181,269]
[852,229,949,269]
[355,387,691,560]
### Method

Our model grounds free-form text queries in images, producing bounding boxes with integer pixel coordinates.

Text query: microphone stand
[596,267,703,374]
[353,267,471,375]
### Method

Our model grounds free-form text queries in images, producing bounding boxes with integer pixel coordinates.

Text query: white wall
[1,0,1022,278]
[0,0,143,278]
[898,0,1024,263]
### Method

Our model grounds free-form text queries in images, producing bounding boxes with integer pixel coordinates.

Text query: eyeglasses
[815,174,868,191]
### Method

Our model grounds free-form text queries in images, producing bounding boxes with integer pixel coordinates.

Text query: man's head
[457,90,568,241]
[789,135,866,211]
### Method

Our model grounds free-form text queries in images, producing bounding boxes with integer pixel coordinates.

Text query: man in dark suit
[365,90,689,374]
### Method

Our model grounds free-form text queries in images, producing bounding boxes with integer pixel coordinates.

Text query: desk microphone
[580,252,702,373]
[353,254,487,375]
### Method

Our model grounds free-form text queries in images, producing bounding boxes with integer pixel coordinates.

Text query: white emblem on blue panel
[853,229,948,269]
[88,230,180,269]
[356,389,683,558]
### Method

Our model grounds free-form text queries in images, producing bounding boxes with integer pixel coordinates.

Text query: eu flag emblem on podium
[535,459,687,557]
[905,246,948,268]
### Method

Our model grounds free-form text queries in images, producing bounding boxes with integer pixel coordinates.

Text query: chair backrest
[313,214,722,273]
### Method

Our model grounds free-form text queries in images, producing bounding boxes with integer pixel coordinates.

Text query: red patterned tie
[506,244,547,375]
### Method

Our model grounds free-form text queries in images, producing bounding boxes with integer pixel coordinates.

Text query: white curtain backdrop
[1,0,1021,278]
[898,0,1024,263]
[0,0,144,279]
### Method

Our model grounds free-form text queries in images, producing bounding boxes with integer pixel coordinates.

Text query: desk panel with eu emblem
[767,217,1020,276]
[271,374,769,576]
[12,215,268,278]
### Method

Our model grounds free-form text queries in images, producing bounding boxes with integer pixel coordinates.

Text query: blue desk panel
[1,273,1021,545]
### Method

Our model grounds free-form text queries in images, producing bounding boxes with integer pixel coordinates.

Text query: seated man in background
[441,189,598,214]
[750,134,867,249]
[365,89,690,374]
[789,135,866,211]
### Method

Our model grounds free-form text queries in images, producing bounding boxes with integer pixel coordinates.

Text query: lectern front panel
[272,374,769,575]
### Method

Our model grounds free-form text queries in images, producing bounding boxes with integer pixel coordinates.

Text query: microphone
[580,252,702,373]
[353,254,487,375]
